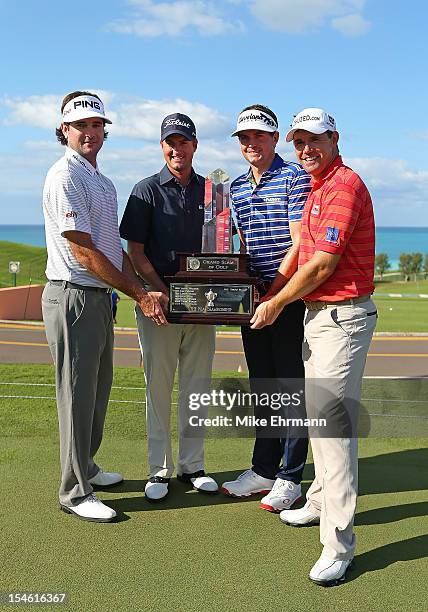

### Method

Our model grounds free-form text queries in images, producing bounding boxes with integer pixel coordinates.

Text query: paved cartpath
[1,322,428,377]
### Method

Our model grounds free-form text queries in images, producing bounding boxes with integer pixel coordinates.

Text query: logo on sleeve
[65,211,78,218]
[311,204,320,216]
[325,226,339,243]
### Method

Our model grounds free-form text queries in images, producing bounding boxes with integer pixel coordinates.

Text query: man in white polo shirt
[42,90,167,522]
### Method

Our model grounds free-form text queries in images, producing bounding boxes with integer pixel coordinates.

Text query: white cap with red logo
[286,108,336,142]
[62,95,112,124]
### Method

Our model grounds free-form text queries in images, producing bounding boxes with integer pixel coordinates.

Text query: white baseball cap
[285,108,336,142]
[231,108,278,137]
[62,94,112,124]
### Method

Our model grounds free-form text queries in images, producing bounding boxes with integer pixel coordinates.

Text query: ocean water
[0,225,46,247]
[375,227,428,269]
[0,225,427,269]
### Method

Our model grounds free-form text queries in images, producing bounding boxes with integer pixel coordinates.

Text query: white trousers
[136,308,215,478]
[303,298,377,560]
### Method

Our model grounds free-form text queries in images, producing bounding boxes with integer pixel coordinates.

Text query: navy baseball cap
[161,113,196,141]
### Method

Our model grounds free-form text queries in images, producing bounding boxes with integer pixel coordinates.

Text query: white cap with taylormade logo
[285,108,336,142]
[62,95,112,124]
[231,109,278,137]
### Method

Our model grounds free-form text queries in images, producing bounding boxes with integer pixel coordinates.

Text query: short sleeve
[50,171,92,235]
[119,182,153,244]
[314,184,363,255]
[288,166,312,223]
[230,182,243,231]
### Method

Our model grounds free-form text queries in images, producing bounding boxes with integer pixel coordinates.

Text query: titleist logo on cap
[163,118,191,129]
[160,112,196,140]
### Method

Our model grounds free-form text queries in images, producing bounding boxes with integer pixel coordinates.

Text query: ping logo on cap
[62,94,112,124]
[73,99,101,111]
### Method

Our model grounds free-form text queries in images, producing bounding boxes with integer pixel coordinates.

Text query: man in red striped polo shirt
[250,108,377,586]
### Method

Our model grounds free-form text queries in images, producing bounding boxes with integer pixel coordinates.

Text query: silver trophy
[205,289,217,308]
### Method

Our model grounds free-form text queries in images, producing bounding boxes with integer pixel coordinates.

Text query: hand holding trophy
[166,169,257,325]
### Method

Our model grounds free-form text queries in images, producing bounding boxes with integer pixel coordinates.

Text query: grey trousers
[42,282,114,506]
[136,307,215,478]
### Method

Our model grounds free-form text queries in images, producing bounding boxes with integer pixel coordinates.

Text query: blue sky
[1,0,427,226]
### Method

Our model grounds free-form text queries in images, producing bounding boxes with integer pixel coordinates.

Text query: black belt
[304,295,371,311]
[49,280,112,294]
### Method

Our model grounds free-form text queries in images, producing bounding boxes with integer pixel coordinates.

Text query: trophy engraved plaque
[166,169,257,325]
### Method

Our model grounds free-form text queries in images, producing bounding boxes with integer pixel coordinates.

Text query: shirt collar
[159,164,200,186]
[245,153,283,183]
[311,154,343,186]
[65,147,98,176]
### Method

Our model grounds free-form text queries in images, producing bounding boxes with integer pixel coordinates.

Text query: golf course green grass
[0,241,47,288]
[114,293,428,333]
[1,363,427,611]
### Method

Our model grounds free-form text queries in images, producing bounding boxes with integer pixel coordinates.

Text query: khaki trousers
[136,308,215,478]
[303,298,377,560]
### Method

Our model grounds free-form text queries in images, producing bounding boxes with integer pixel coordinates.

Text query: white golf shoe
[60,494,116,522]
[145,477,170,501]
[221,469,274,497]
[309,556,353,586]
[259,479,301,512]
[88,468,123,487]
[177,470,218,493]
[280,504,320,526]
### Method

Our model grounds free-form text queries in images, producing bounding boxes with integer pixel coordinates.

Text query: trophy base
[165,254,258,326]
[167,313,252,325]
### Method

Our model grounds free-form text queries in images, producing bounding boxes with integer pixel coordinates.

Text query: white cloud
[1,95,62,129]
[0,90,114,130]
[249,0,371,36]
[110,98,230,140]
[1,94,427,227]
[347,157,428,190]
[331,13,371,36]
[411,131,428,141]
[345,156,428,223]
[0,94,231,140]
[3,138,428,227]
[101,139,247,209]
[107,0,244,37]
[2,138,247,214]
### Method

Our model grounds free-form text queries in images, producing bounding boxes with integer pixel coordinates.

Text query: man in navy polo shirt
[221,104,311,513]
[120,113,218,501]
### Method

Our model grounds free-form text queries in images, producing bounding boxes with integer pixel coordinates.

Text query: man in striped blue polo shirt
[221,104,311,513]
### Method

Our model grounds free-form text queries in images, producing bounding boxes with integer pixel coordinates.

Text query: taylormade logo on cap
[285,108,336,142]
[62,95,112,124]
[231,109,278,136]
